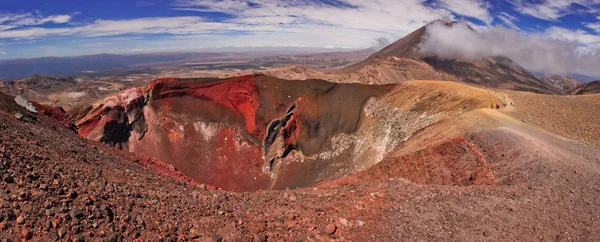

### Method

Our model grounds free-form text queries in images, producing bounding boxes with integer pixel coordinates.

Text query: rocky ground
[503,91,600,149]
[2,81,600,241]
[0,91,392,241]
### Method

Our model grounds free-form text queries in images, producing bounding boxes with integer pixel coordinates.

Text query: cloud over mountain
[420,21,600,76]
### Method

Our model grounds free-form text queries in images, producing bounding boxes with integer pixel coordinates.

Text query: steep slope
[539,75,582,94]
[345,23,429,70]
[569,81,600,95]
[341,21,557,94]
[75,74,409,191]
[74,75,512,192]
[262,21,556,93]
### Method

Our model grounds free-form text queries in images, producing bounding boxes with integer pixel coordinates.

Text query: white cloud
[545,26,600,45]
[436,0,493,24]
[509,0,600,21]
[135,1,161,6]
[0,0,458,50]
[0,51,5,55]
[586,16,600,33]
[0,17,234,39]
[43,15,71,24]
[0,12,72,31]
[420,21,600,76]
[497,12,521,30]
[172,0,456,42]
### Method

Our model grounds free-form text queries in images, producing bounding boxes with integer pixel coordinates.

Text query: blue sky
[0,0,599,74]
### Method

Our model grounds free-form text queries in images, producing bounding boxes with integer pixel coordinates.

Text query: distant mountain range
[530,71,597,84]
[0,48,354,81]
[0,52,225,80]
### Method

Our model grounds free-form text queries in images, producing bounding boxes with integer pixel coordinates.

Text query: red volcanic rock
[324,223,337,235]
[33,102,78,133]
[147,75,261,136]
[348,137,496,186]
[1,93,77,133]
[75,74,393,191]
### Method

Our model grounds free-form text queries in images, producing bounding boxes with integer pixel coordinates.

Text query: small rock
[72,234,85,242]
[58,228,67,238]
[70,208,84,219]
[483,231,490,237]
[357,220,365,227]
[3,176,14,183]
[213,234,223,242]
[50,231,59,241]
[20,228,33,240]
[324,223,337,235]
[14,95,37,113]
[45,220,52,231]
[189,228,200,239]
[101,206,114,221]
[15,112,23,120]
[44,200,53,209]
[287,213,296,220]
[16,215,25,224]
[339,218,348,227]
[253,233,268,242]
[68,189,78,199]
[106,232,119,242]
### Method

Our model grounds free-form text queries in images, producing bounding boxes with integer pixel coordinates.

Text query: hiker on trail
[496,104,500,109]
[491,103,494,109]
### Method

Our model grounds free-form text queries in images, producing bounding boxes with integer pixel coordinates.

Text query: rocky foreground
[0,92,388,241]
[2,82,600,241]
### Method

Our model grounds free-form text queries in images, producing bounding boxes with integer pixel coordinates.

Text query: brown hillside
[569,81,600,95]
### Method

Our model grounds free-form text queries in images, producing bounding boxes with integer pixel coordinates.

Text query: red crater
[75,74,393,191]
[146,76,261,136]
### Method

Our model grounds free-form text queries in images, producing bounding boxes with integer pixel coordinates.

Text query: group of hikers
[491,102,514,109]
[492,103,501,109]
